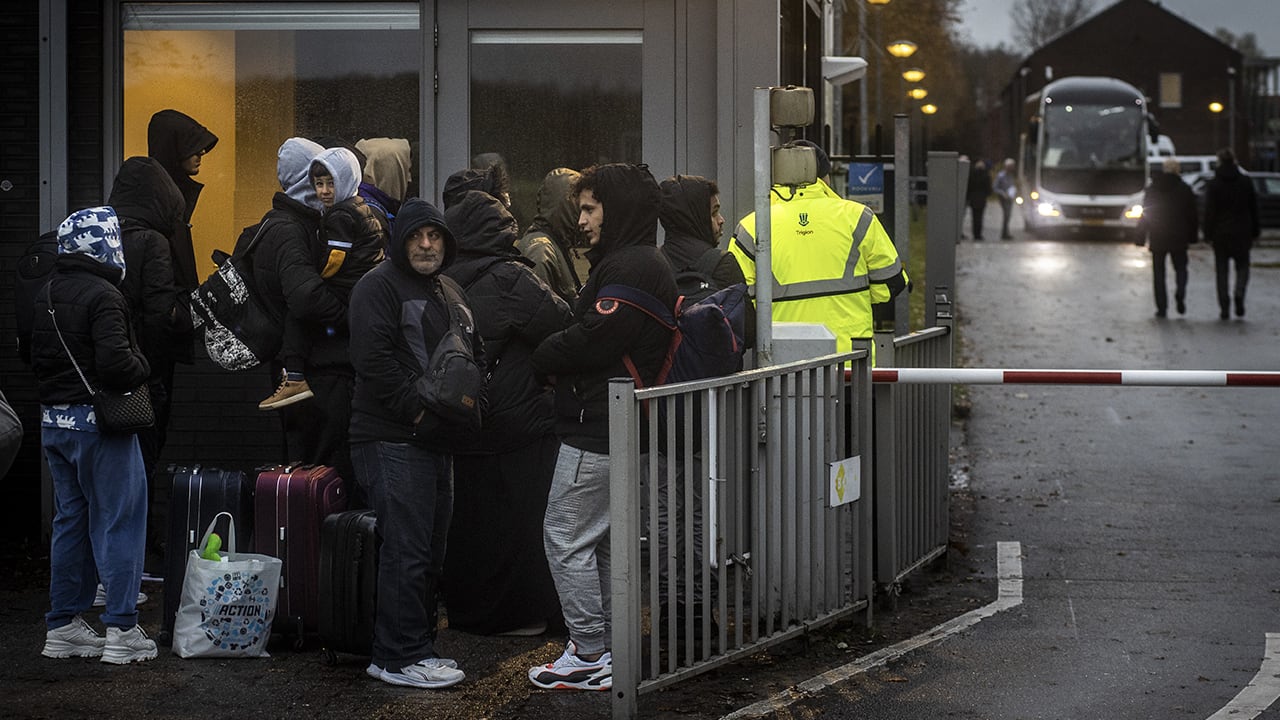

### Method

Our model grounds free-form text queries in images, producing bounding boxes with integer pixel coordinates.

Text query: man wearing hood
[348,198,476,690]
[356,137,413,228]
[146,109,217,294]
[106,156,186,573]
[440,190,572,637]
[527,163,677,692]
[1203,148,1260,319]
[516,168,584,305]
[29,207,157,664]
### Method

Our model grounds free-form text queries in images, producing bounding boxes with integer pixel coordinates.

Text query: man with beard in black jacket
[527,163,677,692]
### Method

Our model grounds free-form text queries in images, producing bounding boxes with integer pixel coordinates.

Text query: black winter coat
[251,192,350,369]
[147,109,218,291]
[1139,173,1198,254]
[444,191,573,454]
[1204,163,1261,252]
[533,164,678,454]
[30,256,150,405]
[318,195,387,295]
[108,156,185,373]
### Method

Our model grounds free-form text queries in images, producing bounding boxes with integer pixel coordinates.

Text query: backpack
[14,231,58,365]
[672,247,729,306]
[417,278,485,434]
[190,221,282,370]
[595,282,749,388]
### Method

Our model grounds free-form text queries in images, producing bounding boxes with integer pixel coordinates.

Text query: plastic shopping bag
[172,511,282,658]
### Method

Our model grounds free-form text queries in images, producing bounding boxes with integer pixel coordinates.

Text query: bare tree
[1011,0,1095,51]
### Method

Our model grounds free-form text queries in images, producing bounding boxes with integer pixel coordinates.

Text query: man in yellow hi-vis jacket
[728,141,908,361]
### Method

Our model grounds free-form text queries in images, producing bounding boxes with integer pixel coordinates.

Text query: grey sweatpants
[543,445,612,655]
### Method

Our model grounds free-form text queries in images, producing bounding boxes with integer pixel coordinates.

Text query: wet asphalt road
[756,230,1280,719]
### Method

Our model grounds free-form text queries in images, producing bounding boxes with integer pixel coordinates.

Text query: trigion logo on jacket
[198,570,273,651]
[798,212,810,227]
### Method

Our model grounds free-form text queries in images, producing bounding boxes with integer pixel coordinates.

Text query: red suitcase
[254,464,347,646]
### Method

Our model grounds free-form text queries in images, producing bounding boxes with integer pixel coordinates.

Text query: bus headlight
[1015,196,1024,205]
[1037,202,1061,217]
[1124,204,1143,219]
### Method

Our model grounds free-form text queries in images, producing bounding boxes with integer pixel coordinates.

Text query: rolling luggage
[160,465,254,641]
[254,464,347,646]
[318,510,378,663]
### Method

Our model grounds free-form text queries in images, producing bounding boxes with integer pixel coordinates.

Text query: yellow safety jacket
[728,179,907,357]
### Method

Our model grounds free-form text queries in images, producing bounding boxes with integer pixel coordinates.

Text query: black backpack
[673,246,728,306]
[417,277,486,434]
[14,231,58,365]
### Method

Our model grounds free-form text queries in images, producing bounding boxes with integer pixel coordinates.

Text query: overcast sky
[956,0,1279,56]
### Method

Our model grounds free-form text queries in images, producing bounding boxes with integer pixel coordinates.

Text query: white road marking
[721,541,1024,720]
[1206,633,1280,720]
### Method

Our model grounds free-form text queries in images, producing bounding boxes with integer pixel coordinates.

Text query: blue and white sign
[846,162,884,213]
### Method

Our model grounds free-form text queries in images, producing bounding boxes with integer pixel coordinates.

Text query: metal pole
[609,378,639,720]
[823,0,839,155]
[754,88,774,368]
[1228,66,1237,157]
[893,114,910,334]
[858,1,868,155]
[925,151,961,324]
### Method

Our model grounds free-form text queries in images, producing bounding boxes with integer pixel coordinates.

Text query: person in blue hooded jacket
[29,207,158,665]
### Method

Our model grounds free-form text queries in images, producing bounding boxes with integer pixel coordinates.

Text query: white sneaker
[367,656,457,679]
[42,616,106,659]
[101,625,158,665]
[375,658,465,689]
[92,583,148,608]
[528,641,613,691]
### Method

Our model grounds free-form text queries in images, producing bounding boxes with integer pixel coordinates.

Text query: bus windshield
[1042,102,1144,171]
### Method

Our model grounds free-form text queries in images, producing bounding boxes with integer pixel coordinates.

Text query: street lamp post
[1210,101,1224,150]
[858,0,893,155]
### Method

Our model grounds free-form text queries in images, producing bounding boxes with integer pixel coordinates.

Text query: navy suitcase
[160,465,254,641]
[318,510,378,662]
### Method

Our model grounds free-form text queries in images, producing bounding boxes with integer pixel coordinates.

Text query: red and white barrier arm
[870,368,1280,386]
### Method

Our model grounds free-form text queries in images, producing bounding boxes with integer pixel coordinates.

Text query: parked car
[1185,169,1280,231]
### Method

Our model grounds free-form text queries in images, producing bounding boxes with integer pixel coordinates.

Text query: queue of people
[29,117,909,692]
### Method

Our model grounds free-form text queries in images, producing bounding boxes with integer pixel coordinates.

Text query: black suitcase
[319,510,378,663]
[160,464,254,641]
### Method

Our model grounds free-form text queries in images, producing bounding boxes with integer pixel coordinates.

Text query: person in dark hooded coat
[527,163,677,691]
[440,190,571,636]
[348,198,476,689]
[1137,156,1198,317]
[516,168,584,305]
[1203,148,1261,319]
[106,156,186,571]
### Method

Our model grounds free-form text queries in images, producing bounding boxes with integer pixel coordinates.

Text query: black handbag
[46,282,155,434]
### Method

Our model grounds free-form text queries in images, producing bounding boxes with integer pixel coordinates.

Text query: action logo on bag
[199,570,274,651]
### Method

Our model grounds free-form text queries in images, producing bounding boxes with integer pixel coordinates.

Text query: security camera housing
[821,56,868,87]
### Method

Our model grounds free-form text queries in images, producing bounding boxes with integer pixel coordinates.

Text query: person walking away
[516,168,585,305]
[966,159,992,240]
[1137,156,1198,318]
[348,198,475,689]
[31,207,157,664]
[1203,148,1261,319]
[729,141,908,363]
[441,189,572,636]
[106,157,185,575]
[993,158,1017,240]
[527,163,677,691]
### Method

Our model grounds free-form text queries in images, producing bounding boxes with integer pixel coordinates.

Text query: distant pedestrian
[1137,157,1198,318]
[1202,149,1260,319]
[966,159,992,240]
[993,158,1017,240]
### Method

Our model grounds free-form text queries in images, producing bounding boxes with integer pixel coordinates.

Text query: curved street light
[1208,101,1224,113]
[921,103,938,115]
[902,68,926,83]
[908,87,928,100]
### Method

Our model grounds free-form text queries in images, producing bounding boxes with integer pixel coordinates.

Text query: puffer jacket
[31,208,149,406]
[319,197,387,295]
[516,167,583,305]
[532,164,678,454]
[444,190,572,454]
[107,156,184,370]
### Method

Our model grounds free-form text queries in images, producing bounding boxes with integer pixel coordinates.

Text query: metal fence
[872,299,955,595]
[608,349,874,719]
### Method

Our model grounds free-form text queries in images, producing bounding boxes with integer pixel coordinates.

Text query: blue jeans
[351,441,453,672]
[43,426,147,630]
